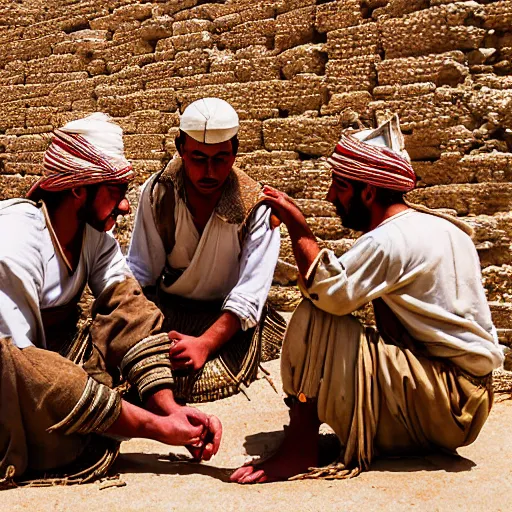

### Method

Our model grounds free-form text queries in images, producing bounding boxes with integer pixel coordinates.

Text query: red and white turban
[327,115,416,192]
[27,113,134,198]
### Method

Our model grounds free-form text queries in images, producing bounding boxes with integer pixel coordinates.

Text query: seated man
[127,98,285,404]
[231,115,504,484]
[0,113,220,487]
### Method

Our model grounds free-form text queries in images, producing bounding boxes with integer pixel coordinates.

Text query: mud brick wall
[0,0,511,357]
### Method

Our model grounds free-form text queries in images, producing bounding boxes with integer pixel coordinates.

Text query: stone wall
[0,0,511,355]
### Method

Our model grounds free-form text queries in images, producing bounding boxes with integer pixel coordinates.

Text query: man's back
[347,209,503,374]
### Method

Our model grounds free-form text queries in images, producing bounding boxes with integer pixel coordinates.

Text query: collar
[39,200,83,275]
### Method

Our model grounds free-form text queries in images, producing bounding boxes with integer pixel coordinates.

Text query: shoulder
[0,198,43,221]
[0,199,46,261]
[217,167,263,224]
[231,167,262,211]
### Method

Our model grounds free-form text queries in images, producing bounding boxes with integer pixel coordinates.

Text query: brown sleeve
[0,338,120,443]
[90,276,174,399]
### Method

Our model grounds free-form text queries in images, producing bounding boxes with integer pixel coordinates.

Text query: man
[0,113,220,487]
[127,98,285,404]
[231,115,504,484]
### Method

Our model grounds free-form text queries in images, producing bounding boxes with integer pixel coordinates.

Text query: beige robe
[282,210,499,477]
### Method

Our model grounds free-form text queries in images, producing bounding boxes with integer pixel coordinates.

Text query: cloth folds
[326,116,416,192]
[282,300,493,479]
[27,113,134,199]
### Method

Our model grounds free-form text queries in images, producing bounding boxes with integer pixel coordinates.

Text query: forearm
[286,218,321,283]
[202,311,241,354]
[145,387,180,415]
[106,399,159,440]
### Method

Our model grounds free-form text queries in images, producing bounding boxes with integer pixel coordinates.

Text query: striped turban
[27,113,134,198]
[327,115,416,192]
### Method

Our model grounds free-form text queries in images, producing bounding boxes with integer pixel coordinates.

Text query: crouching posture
[127,98,285,404]
[231,116,504,484]
[0,114,220,487]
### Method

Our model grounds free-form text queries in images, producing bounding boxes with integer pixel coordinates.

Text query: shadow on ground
[115,453,232,482]
[243,430,475,476]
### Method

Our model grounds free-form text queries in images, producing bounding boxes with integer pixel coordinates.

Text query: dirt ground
[3,359,511,512]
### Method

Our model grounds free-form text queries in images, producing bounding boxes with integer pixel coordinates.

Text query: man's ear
[70,186,88,205]
[362,184,376,205]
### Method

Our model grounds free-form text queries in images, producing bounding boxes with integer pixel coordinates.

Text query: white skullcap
[180,98,239,144]
[60,112,127,163]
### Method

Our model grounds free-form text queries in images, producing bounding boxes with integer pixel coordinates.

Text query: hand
[186,414,223,462]
[262,185,305,228]
[169,331,210,372]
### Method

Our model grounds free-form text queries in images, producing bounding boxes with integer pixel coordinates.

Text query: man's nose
[117,197,131,215]
[205,158,215,177]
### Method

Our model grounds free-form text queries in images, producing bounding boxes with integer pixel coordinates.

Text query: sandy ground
[3,358,511,512]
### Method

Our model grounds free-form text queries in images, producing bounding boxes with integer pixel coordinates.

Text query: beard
[333,194,371,232]
[78,193,118,232]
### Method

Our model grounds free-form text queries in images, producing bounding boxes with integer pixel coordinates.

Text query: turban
[180,97,239,144]
[327,115,416,192]
[27,112,134,198]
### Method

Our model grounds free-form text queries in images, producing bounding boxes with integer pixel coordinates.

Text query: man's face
[326,177,371,232]
[179,135,236,196]
[81,184,130,232]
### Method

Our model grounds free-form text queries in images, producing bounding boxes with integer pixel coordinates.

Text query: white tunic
[127,179,280,331]
[303,209,504,376]
[0,199,131,349]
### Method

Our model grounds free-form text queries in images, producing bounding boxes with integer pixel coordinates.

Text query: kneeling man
[0,113,220,486]
[231,116,504,483]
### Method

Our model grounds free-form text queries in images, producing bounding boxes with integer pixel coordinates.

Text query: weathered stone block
[482,265,512,302]
[218,19,275,50]
[171,32,214,52]
[275,6,315,52]
[407,183,512,216]
[174,49,210,77]
[234,57,280,82]
[321,91,373,118]
[124,134,165,160]
[25,71,89,85]
[146,72,237,91]
[278,44,327,79]
[25,54,87,75]
[213,6,276,33]
[377,51,468,87]
[0,175,39,200]
[263,116,340,156]
[325,57,380,93]
[379,3,487,59]
[315,0,363,33]
[238,120,263,152]
[326,23,379,60]
[173,19,213,36]
[90,4,153,31]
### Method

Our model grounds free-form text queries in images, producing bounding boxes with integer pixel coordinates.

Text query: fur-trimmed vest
[148,156,264,257]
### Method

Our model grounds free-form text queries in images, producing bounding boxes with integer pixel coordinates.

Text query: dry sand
[3,359,511,512]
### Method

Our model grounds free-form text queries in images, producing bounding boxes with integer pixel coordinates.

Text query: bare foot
[231,400,321,484]
[230,441,318,483]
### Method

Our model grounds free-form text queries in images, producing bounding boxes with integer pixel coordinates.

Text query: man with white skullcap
[0,113,221,487]
[128,98,285,404]
[231,115,503,484]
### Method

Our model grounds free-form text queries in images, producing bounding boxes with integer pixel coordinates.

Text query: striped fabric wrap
[36,129,134,192]
[327,133,416,192]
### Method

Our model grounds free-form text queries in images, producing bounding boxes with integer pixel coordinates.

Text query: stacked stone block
[0,0,510,362]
